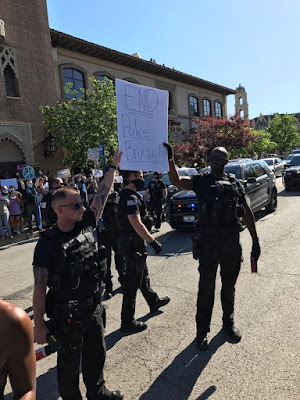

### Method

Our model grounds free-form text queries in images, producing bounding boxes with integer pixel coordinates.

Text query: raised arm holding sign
[116,79,169,172]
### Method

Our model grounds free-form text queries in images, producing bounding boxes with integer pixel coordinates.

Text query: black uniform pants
[99,229,126,291]
[120,250,158,324]
[54,304,106,400]
[149,199,163,229]
[196,232,242,339]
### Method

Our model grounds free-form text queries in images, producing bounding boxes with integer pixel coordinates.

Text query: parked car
[283,154,300,191]
[169,159,277,229]
[261,157,285,177]
[284,154,295,165]
[291,149,300,155]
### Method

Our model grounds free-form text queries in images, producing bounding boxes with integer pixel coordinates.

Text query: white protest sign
[87,148,99,162]
[116,79,169,172]
[92,169,103,178]
[57,169,71,179]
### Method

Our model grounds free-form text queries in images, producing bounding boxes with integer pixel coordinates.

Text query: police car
[169,159,277,229]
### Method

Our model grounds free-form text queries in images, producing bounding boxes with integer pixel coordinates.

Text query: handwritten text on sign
[116,79,169,172]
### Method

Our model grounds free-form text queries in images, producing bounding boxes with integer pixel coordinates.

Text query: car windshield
[286,155,294,160]
[290,156,300,167]
[224,165,242,179]
[264,160,274,166]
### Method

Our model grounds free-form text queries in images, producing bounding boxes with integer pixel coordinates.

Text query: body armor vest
[197,174,244,229]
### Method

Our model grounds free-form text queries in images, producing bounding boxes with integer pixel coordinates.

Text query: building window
[203,99,211,116]
[96,75,114,85]
[239,97,243,106]
[189,96,199,116]
[4,65,19,97]
[215,101,222,118]
[1,45,19,97]
[63,68,85,99]
[240,110,244,118]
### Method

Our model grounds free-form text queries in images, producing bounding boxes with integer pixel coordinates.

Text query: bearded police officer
[33,150,123,400]
[165,143,261,350]
[144,172,167,232]
[118,170,170,333]
[98,190,126,299]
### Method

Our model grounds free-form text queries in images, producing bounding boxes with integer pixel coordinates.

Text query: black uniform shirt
[191,172,245,230]
[33,208,98,302]
[147,180,166,200]
[117,189,144,235]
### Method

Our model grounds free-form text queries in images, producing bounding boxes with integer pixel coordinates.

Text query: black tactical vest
[196,173,244,229]
[41,212,106,302]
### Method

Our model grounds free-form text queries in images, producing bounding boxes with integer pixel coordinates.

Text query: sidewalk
[0,228,40,248]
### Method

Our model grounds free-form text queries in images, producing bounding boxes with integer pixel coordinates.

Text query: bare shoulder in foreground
[0,300,36,400]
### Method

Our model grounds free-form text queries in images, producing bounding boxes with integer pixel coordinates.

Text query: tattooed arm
[90,149,122,221]
[32,266,49,345]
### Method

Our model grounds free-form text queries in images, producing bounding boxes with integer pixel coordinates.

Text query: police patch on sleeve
[127,200,136,206]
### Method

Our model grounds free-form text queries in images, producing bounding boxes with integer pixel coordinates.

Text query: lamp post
[42,133,57,159]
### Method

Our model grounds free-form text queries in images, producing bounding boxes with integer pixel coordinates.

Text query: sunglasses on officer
[59,201,84,210]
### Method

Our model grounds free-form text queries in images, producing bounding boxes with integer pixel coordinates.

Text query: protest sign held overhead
[116,79,169,172]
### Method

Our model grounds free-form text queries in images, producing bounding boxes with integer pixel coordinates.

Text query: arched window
[96,75,114,85]
[63,68,85,99]
[239,97,243,106]
[240,110,244,119]
[1,45,19,97]
[168,91,174,111]
[189,96,199,116]
[203,99,211,116]
[215,101,223,118]
[123,77,140,84]
[4,65,19,97]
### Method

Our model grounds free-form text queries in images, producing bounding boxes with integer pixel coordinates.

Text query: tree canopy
[267,114,300,154]
[172,115,256,167]
[40,77,117,170]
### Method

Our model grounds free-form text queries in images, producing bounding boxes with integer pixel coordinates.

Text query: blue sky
[47,0,300,119]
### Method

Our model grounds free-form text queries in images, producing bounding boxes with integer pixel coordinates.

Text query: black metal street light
[42,133,57,158]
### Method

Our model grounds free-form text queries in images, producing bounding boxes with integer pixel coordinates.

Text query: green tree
[230,130,277,158]
[40,77,117,170]
[267,114,300,154]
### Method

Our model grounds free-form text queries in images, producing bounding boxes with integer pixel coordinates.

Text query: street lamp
[42,133,57,158]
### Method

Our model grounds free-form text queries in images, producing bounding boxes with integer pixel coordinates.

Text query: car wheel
[265,189,277,213]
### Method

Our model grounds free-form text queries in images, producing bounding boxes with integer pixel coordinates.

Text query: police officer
[165,143,261,350]
[144,172,167,232]
[40,177,62,229]
[33,150,123,400]
[118,170,170,333]
[98,190,126,299]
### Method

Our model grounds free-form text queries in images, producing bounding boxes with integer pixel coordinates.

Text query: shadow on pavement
[277,189,300,197]
[36,366,60,400]
[105,312,162,351]
[148,228,192,258]
[4,366,59,400]
[139,330,226,400]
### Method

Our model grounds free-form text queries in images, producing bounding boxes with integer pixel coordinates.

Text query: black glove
[150,239,163,255]
[251,240,261,261]
[163,142,173,160]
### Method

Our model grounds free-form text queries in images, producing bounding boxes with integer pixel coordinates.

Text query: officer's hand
[150,239,163,255]
[251,239,261,261]
[34,322,49,345]
[163,143,173,160]
[112,148,122,167]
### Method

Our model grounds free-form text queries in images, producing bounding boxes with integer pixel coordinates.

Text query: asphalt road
[1,177,300,400]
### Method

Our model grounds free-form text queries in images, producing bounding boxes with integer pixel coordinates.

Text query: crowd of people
[1,145,261,399]
[0,173,107,241]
